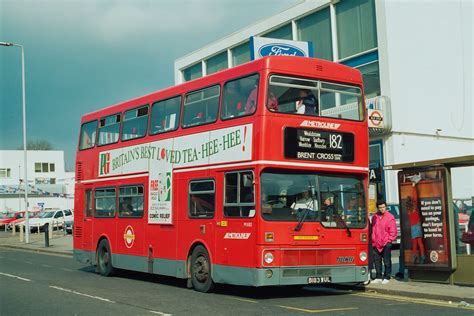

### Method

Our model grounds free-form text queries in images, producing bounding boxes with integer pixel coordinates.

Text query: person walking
[371,200,397,284]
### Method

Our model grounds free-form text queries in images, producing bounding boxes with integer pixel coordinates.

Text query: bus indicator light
[265,232,274,242]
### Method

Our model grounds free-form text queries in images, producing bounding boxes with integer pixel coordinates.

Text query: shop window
[150,96,181,135]
[224,171,255,218]
[297,7,333,61]
[79,120,97,150]
[262,23,293,40]
[232,42,250,66]
[221,74,259,119]
[118,185,144,218]
[183,62,202,82]
[94,187,116,218]
[98,114,121,146]
[189,180,215,218]
[206,51,228,75]
[122,105,149,141]
[182,85,220,128]
[336,0,377,59]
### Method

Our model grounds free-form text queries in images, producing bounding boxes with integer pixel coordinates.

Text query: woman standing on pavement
[371,200,398,284]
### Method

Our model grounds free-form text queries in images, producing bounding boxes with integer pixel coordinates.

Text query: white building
[174,0,473,203]
[0,150,75,213]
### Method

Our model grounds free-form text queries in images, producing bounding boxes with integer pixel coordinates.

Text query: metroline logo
[300,120,341,130]
[99,153,110,175]
[224,232,251,239]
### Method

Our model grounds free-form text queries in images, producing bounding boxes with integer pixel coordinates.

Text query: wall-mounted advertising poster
[398,167,452,270]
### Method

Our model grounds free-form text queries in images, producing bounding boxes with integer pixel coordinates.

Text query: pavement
[0,230,473,305]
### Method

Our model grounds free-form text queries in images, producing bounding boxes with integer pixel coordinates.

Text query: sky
[0,0,298,170]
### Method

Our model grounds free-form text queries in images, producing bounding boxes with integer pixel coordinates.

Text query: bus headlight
[359,251,367,262]
[264,252,274,264]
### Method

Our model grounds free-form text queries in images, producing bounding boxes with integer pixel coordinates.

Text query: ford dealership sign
[251,36,312,60]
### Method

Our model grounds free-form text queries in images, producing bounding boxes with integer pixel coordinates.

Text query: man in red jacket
[371,200,397,284]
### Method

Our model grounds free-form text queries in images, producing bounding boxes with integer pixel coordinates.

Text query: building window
[94,187,116,218]
[0,168,11,178]
[206,51,228,75]
[98,113,121,146]
[79,120,97,150]
[336,0,377,59]
[50,178,56,184]
[150,95,182,135]
[356,61,380,99]
[118,185,144,218]
[189,179,215,218]
[222,74,259,119]
[182,85,220,128]
[183,62,202,82]
[262,23,293,40]
[122,105,149,141]
[224,171,255,218]
[297,7,333,61]
[35,162,53,173]
[232,42,250,66]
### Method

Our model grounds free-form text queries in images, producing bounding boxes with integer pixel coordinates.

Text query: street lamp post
[1,41,29,243]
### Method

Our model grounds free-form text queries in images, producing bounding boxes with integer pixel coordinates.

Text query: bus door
[82,187,93,248]
[215,170,257,269]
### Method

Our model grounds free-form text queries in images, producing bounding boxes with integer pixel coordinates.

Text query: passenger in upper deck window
[267,91,279,112]
[295,89,318,115]
[245,80,259,114]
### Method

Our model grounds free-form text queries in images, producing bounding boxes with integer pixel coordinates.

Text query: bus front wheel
[97,239,114,276]
[190,245,214,293]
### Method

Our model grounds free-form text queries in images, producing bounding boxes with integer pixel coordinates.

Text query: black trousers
[373,243,392,280]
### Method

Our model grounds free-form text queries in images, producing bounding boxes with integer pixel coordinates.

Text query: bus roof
[80,56,362,123]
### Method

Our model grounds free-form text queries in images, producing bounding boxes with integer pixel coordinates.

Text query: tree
[18,140,54,150]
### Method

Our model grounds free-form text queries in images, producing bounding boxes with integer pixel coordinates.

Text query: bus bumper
[213,264,368,286]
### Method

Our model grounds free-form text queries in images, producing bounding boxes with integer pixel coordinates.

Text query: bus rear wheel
[190,245,214,293]
[97,239,114,276]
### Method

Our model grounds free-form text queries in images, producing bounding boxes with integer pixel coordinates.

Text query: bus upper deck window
[98,113,121,146]
[222,74,259,120]
[183,85,220,128]
[150,95,182,135]
[122,105,148,141]
[79,120,97,150]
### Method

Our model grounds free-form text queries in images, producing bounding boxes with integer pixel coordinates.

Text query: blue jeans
[373,243,392,280]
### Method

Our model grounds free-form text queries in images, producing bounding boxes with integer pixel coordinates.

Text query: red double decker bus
[74,56,369,292]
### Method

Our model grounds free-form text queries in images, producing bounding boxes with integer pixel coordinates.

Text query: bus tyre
[190,245,214,293]
[97,239,114,277]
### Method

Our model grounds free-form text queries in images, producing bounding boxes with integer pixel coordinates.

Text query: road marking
[24,261,33,264]
[229,297,259,304]
[50,286,115,303]
[149,311,172,315]
[0,272,32,282]
[60,268,73,272]
[277,306,358,313]
[41,264,51,268]
[352,292,474,310]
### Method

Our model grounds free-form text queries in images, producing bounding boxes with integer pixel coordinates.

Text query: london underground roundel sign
[123,225,135,248]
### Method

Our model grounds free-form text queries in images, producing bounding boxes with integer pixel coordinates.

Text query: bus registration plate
[308,276,332,284]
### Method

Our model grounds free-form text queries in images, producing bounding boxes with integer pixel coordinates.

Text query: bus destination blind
[284,127,354,163]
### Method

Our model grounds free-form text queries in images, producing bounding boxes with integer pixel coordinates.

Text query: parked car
[387,204,401,245]
[0,212,25,229]
[65,219,74,234]
[20,209,73,232]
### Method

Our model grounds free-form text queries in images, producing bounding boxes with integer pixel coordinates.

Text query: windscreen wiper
[335,214,352,237]
[294,208,310,231]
